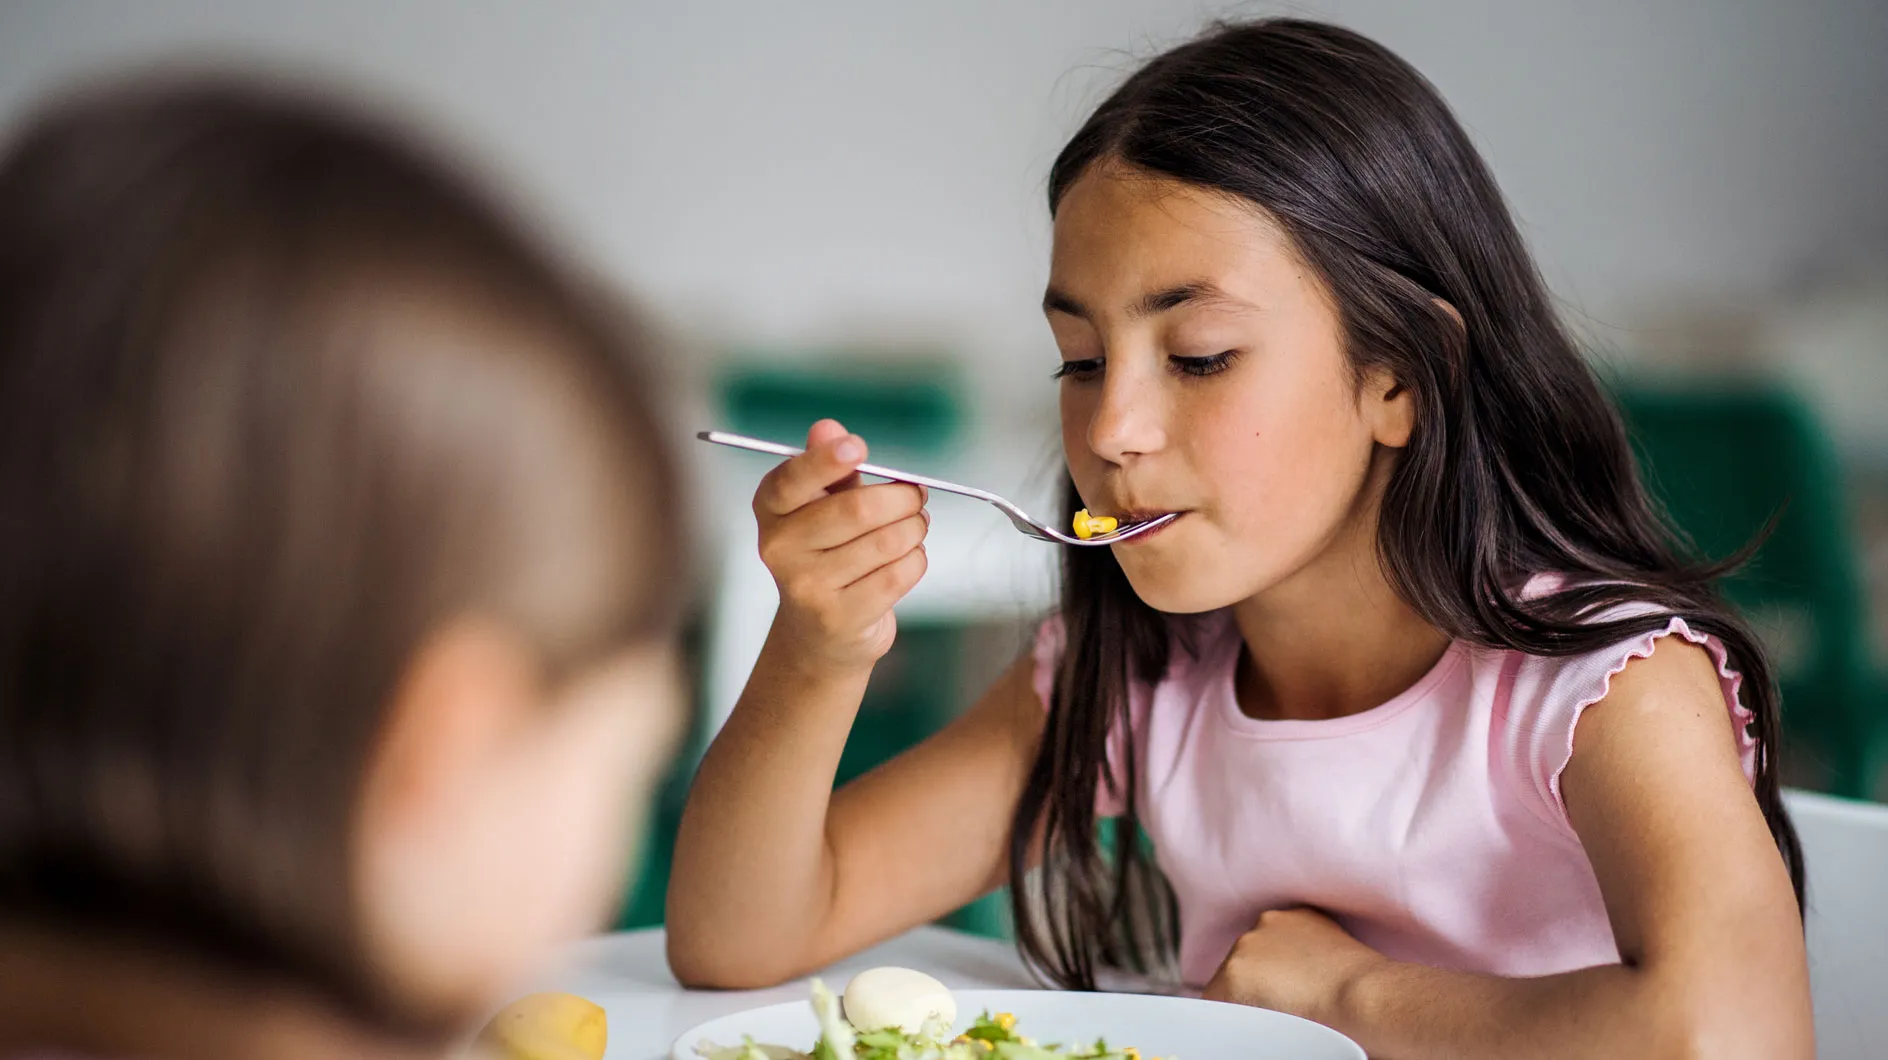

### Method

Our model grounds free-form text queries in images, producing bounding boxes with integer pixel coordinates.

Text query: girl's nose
[1085,366,1168,464]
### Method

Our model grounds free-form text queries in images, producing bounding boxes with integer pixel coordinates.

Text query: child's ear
[359,619,541,863]
[1365,366,1416,449]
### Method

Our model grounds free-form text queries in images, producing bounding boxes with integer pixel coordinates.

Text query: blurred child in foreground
[0,77,688,1060]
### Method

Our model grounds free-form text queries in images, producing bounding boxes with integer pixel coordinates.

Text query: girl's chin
[1118,565,1252,616]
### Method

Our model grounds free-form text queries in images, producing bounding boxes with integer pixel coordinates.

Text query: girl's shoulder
[1494,577,1759,835]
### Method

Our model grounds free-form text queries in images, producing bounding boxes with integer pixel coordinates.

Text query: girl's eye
[1052,358,1103,381]
[1169,350,1238,377]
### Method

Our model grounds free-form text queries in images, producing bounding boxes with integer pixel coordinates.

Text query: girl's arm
[666,423,1044,988]
[1206,636,1814,1059]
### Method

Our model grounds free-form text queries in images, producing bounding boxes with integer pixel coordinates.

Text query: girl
[0,79,685,1059]
[669,17,1813,1060]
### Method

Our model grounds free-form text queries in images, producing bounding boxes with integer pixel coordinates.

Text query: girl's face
[1047,165,1413,613]
[356,626,685,1020]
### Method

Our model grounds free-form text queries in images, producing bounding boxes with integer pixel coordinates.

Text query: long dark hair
[0,78,683,1034]
[1006,18,1803,989]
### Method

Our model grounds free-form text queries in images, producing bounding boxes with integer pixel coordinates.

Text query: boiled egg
[841,966,957,1034]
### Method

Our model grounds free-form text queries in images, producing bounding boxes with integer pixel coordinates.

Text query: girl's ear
[1365,366,1416,449]
[1366,297,1456,449]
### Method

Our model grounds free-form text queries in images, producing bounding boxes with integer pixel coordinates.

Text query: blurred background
[4,0,1885,936]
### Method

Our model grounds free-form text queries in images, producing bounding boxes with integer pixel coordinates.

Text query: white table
[544,927,1039,1060]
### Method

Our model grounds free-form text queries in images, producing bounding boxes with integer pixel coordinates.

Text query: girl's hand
[753,419,929,671]
[1201,908,1389,1026]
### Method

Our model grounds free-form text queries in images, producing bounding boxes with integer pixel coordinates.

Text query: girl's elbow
[1677,1018,1813,1060]
[664,923,804,991]
[1646,979,1812,1060]
[1661,1020,1811,1060]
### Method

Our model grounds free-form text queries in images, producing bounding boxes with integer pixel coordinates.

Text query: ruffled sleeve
[1503,614,1759,833]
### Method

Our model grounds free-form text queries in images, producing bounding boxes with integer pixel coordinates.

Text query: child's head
[0,79,686,1037]
[1014,17,1799,988]
[1043,17,1588,615]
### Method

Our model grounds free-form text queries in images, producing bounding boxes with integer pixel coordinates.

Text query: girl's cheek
[1205,393,1376,546]
[557,656,685,905]
[1186,390,1276,497]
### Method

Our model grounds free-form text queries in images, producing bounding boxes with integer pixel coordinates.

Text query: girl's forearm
[665,618,874,988]
[1333,957,1804,1060]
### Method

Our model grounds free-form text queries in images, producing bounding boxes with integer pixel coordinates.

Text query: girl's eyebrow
[1042,280,1253,321]
[1042,286,1090,318]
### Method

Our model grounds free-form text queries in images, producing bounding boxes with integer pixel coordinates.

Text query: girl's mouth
[1111,509,1185,543]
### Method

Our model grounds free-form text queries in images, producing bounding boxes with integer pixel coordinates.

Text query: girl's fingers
[786,482,927,551]
[754,419,866,517]
[840,540,929,610]
[820,512,930,589]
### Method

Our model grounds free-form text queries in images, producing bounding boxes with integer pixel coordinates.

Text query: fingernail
[835,439,863,463]
[921,508,932,526]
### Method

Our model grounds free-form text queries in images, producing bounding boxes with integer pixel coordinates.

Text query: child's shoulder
[1496,577,1758,832]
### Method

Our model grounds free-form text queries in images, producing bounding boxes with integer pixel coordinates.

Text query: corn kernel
[996,1012,1017,1031]
[1071,509,1118,539]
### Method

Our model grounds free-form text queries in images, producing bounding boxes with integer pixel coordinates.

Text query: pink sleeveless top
[1031,604,1757,987]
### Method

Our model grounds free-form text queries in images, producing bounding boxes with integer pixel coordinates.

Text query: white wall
[3,0,1884,406]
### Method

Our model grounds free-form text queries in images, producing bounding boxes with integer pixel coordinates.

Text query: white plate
[671,989,1365,1059]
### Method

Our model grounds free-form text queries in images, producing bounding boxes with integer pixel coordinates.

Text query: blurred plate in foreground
[671,988,1365,1060]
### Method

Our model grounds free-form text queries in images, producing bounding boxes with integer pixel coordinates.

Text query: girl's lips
[1108,507,1180,524]
[1112,510,1185,543]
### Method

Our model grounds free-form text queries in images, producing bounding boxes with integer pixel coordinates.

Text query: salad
[696,979,1158,1060]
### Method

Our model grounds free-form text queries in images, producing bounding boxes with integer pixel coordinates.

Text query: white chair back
[1786,788,1888,1060]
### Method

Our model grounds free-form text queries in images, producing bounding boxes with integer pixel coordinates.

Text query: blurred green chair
[617,617,708,930]
[834,621,1012,940]
[717,356,965,458]
[1615,382,1886,799]
[615,761,690,929]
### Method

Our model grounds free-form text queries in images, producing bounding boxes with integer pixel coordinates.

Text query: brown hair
[1010,18,1800,988]
[0,77,684,1028]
